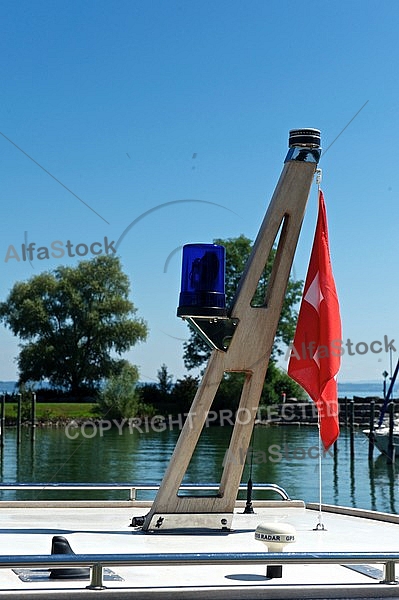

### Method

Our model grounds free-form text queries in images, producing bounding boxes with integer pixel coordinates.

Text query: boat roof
[1,497,399,598]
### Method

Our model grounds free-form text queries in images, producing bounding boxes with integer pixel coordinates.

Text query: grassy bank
[5,402,97,422]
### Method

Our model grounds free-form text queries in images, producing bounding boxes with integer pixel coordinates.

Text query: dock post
[0,394,5,449]
[333,439,338,460]
[368,400,375,461]
[349,400,355,459]
[387,402,395,464]
[17,393,22,445]
[31,392,36,443]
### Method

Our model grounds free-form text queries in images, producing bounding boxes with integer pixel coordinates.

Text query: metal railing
[0,482,291,501]
[3,551,399,589]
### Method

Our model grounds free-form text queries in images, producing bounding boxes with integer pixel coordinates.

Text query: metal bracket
[145,512,233,532]
[284,147,321,163]
[184,317,239,351]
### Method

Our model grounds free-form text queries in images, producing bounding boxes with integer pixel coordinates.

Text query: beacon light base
[182,316,239,352]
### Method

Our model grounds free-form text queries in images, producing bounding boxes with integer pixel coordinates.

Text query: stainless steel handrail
[0,482,291,501]
[4,551,399,587]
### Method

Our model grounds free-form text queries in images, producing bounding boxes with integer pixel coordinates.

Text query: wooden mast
[143,129,321,531]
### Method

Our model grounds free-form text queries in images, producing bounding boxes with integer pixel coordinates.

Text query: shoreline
[2,395,393,430]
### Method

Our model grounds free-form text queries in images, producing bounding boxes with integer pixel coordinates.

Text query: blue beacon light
[177,244,227,318]
[177,244,238,351]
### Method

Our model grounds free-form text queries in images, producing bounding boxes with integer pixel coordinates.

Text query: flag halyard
[288,190,341,450]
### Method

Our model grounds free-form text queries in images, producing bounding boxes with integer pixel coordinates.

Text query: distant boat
[368,421,399,456]
[363,359,399,458]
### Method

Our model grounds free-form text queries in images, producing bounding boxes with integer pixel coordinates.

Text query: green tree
[0,255,147,396]
[262,361,307,405]
[157,364,173,396]
[214,373,246,412]
[170,375,200,413]
[95,362,153,420]
[138,364,175,412]
[183,235,303,370]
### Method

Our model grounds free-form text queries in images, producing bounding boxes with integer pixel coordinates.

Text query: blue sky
[0,0,398,386]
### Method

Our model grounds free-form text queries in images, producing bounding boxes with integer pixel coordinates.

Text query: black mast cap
[289,128,321,148]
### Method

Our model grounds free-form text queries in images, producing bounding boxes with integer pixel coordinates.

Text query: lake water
[0,423,397,514]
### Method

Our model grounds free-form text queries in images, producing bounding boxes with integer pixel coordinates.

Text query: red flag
[288,190,342,449]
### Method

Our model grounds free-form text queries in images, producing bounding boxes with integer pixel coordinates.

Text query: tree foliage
[169,375,200,413]
[0,255,148,395]
[183,235,303,370]
[262,361,307,404]
[138,364,174,409]
[95,362,154,420]
[211,367,306,413]
[157,363,173,396]
[139,367,199,415]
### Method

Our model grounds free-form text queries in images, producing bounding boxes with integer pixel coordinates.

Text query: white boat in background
[368,423,399,457]
[363,359,399,459]
[2,129,399,598]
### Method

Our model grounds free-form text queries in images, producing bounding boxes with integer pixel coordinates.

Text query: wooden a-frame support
[143,137,320,531]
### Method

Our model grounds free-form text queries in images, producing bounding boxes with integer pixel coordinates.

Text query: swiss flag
[288,190,342,450]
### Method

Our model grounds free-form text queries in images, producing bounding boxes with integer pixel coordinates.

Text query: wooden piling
[387,402,395,464]
[0,394,4,449]
[368,400,375,461]
[17,393,22,445]
[31,392,36,443]
[349,400,355,459]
